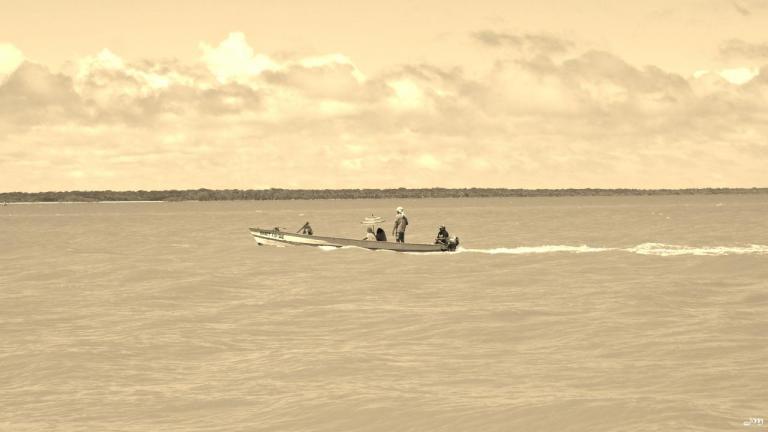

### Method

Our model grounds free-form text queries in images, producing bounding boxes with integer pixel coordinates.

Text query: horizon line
[2,186,768,204]
[4,186,768,194]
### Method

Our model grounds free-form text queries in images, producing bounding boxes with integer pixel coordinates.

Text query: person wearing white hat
[392,206,409,243]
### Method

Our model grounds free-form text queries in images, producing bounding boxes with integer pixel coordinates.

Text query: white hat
[396,206,404,213]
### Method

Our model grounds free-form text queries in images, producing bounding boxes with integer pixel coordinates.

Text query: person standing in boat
[392,207,408,243]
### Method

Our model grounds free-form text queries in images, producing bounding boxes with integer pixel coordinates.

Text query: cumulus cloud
[200,32,278,83]
[1,32,768,191]
[0,43,25,79]
[0,62,85,126]
[695,67,760,84]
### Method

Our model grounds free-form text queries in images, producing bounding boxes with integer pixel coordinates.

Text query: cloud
[340,158,363,170]
[299,53,367,82]
[726,0,768,16]
[387,78,427,110]
[200,32,278,84]
[472,31,574,55]
[197,83,262,116]
[1,32,768,191]
[0,43,24,79]
[719,38,768,60]
[416,154,442,170]
[731,1,752,15]
[695,67,760,84]
[0,61,85,126]
[263,60,369,101]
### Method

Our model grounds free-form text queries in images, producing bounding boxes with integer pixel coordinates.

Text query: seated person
[435,225,450,245]
[375,227,387,241]
[297,222,313,235]
[363,226,377,241]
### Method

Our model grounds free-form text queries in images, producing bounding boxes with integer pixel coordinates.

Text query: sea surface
[1,196,767,431]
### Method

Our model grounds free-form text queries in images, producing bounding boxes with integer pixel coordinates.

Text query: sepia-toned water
[1,196,767,431]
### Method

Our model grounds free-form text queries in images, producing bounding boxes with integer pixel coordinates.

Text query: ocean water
[1,195,766,431]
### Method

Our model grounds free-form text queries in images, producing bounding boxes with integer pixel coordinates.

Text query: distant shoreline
[1,188,767,203]
[3,201,165,204]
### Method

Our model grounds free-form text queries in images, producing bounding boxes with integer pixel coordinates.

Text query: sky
[1,0,768,191]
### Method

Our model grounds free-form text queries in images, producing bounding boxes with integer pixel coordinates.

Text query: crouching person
[435,225,450,246]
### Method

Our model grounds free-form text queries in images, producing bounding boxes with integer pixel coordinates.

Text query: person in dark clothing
[375,227,387,241]
[435,225,450,245]
[297,222,313,235]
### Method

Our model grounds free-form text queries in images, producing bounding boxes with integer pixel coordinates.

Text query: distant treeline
[1,187,768,203]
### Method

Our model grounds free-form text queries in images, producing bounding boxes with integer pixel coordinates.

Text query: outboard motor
[447,236,460,251]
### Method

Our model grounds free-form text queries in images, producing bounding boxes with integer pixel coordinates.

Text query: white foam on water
[455,245,613,255]
[274,242,768,257]
[454,243,768,256]
[317,245,387,253]
[625,243,768,256]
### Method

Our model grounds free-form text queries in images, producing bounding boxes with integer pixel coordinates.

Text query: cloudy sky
[2,0,768,191]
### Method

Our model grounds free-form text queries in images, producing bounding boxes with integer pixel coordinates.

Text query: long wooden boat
[249,227,456,252]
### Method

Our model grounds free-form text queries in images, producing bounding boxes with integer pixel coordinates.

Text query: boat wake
[310,242,768,256]
[456,245,610,255]
[455,243,768,256]
[625,243,768,256]
[317,245,398,252]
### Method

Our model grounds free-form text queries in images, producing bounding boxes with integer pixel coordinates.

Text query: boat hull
[249,228,449,252]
